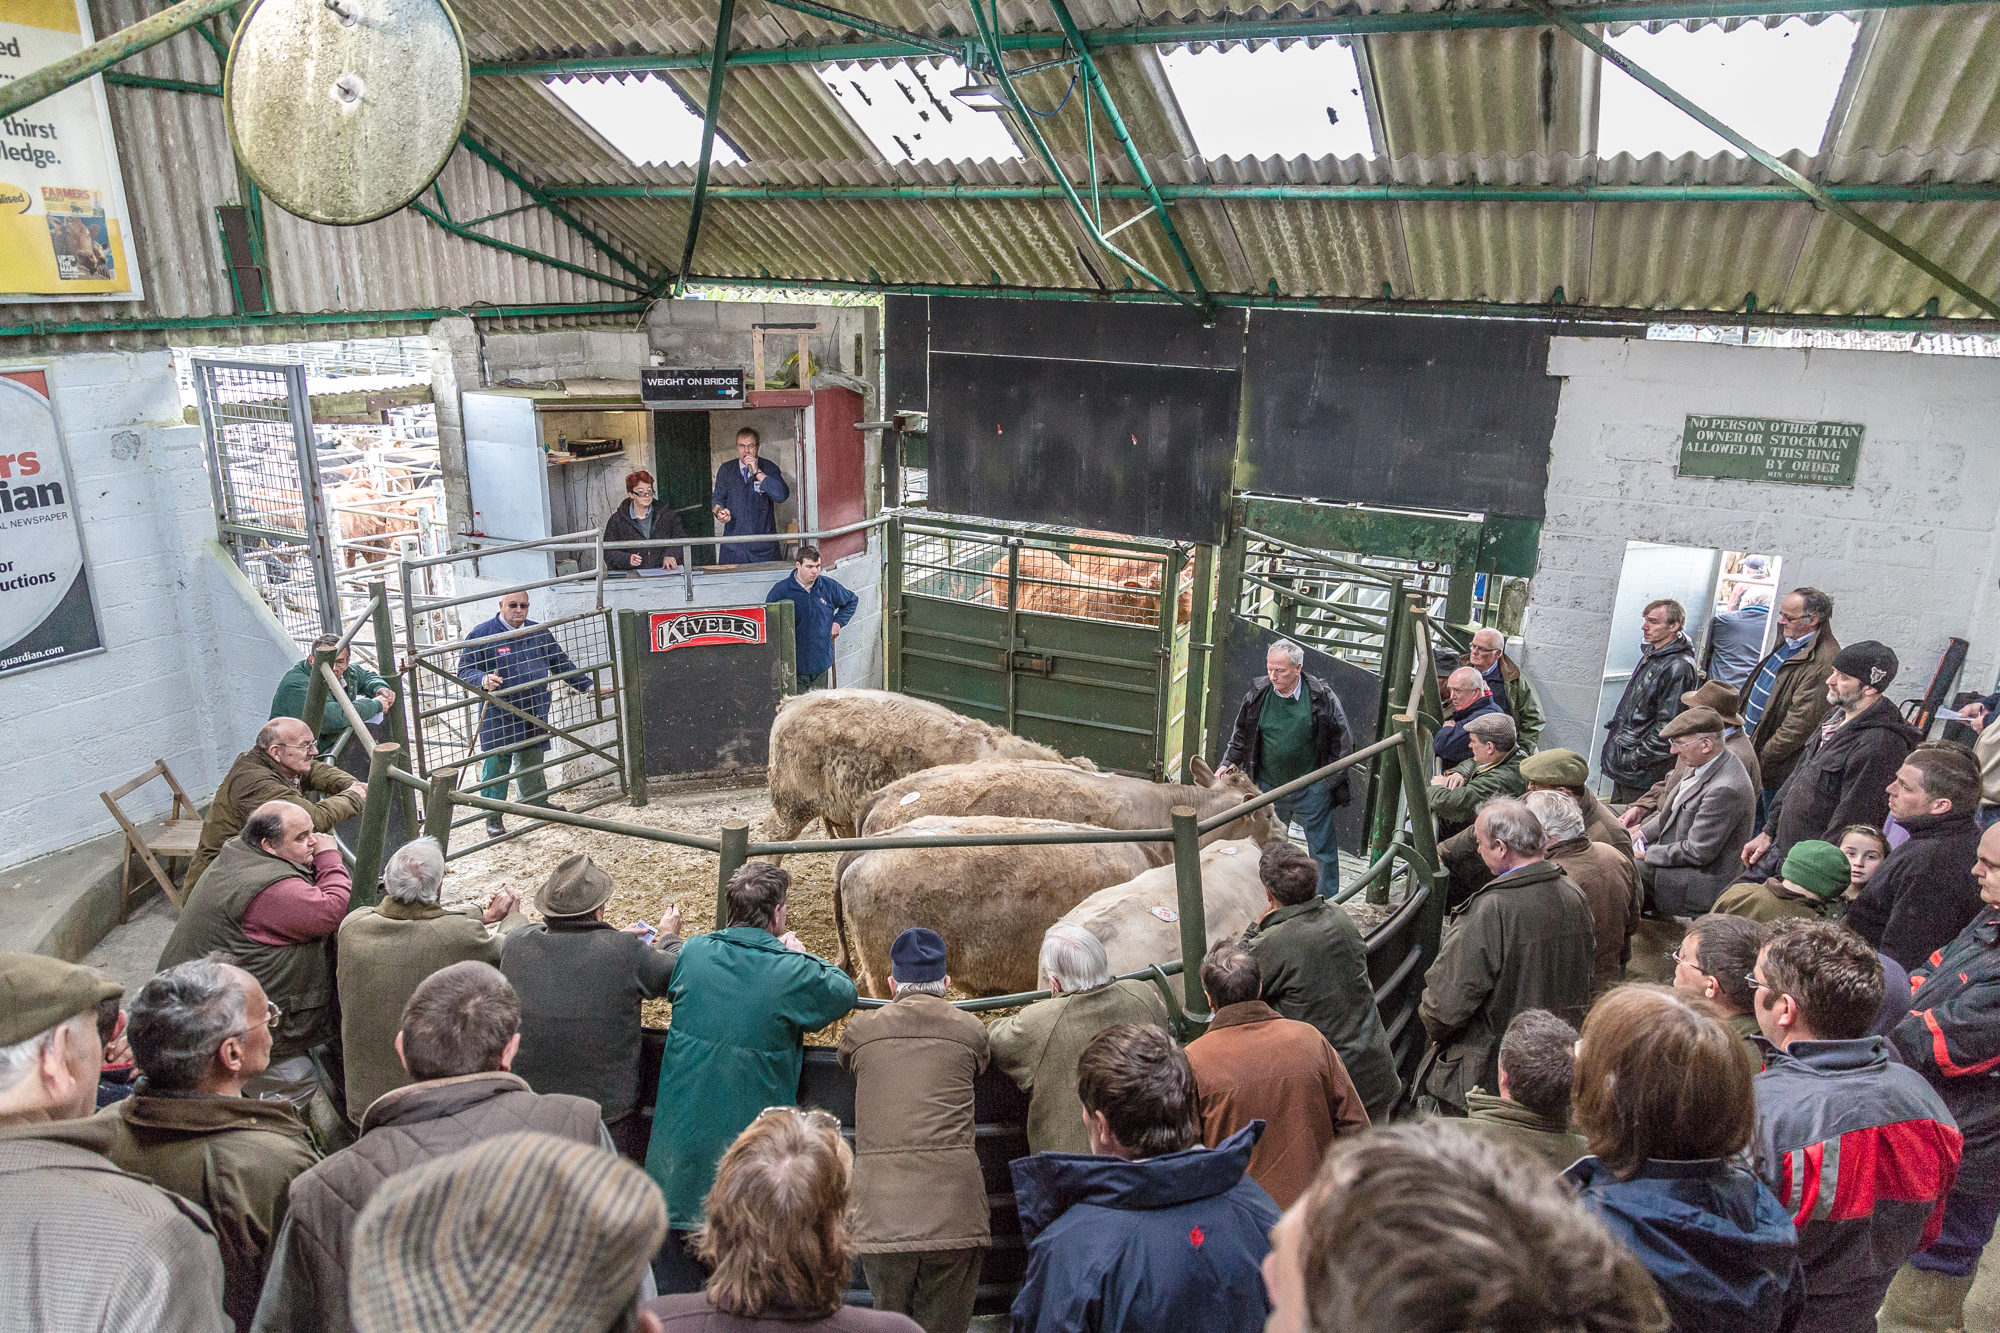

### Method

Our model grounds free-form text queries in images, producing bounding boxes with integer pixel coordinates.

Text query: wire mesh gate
[193,360,340,649]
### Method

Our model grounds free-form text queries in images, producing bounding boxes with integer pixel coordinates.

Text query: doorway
[652,410,717,567]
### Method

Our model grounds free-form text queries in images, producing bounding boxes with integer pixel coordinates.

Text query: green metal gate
[885,515,1213,779]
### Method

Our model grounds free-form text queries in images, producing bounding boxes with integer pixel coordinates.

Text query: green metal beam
[670,0,739,298]
[455,133,659,288]
[551,181,2000,205]
[102,71,220,95]
[755,0,960,57]
[0,0,242,118]
[1527,0,2000,320]
[0,300,651,340]
[470,0,1993,78]
[409,199,651,293]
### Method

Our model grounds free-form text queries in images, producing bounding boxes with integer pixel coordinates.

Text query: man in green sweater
[1219,640,1352,898]
[269,634,397,749]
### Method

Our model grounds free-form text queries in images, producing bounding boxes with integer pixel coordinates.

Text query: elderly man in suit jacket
[1636,706,1759,917]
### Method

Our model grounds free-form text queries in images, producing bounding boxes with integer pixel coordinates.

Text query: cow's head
[1191,757,1285,847]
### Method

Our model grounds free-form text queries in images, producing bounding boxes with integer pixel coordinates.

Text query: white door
[463,392,554,586]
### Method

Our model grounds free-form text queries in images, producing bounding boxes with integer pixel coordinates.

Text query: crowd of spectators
[12,578,2000,1333]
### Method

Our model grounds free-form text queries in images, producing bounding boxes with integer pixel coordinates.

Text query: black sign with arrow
[641,367,747,409]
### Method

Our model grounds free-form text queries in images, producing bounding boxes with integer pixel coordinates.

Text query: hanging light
[950,71,1007,111]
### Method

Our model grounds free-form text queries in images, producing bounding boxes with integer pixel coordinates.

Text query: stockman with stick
[455,591,597,839]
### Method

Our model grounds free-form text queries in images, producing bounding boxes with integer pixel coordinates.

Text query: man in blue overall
[767,545,857,690]
[455,592,596,838]
[710,427,791,564]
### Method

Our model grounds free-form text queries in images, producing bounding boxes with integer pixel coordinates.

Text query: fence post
[716,820,749,928]
[349,742,401,912]
[1394,714,1450,968]
[616,609,649,808]
[884,516,904,692]
[424,766,460,854]
[370,581,418,836]
[1170,806,1211,1035]
[1367,577,1415,897]
[300,645,335,734]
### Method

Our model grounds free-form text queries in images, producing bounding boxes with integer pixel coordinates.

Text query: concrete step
[0,825,166,963]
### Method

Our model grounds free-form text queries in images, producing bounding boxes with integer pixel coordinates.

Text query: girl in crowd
[1837,824,1890,904]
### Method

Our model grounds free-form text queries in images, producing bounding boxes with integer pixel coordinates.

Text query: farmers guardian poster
[0,368,103,676]
[0,0,143,302]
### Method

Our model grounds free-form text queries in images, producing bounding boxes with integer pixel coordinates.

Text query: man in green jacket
[644,862,855,1274]
[185,718,364,892]
[269,634,396,750]
[1467,628,1546,754]
[1428,712,1527,840]
[1460,1009,1588,1174]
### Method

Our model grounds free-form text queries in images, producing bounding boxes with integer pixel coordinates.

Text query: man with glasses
[184,716,364,892]
[1735,588,1841,817]
[710,426,791,564]
[457,591,597,839]
[1668,912,1770,1067]
[1466,626,1546,753]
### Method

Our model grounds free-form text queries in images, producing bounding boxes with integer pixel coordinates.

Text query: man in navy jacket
[1010,1023,1277,1333]
[766,545,857,690]
[455,591,595,837]
[710,427,791,564]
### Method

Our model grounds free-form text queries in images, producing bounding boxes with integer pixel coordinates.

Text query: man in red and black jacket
[1883,820,2000,1328]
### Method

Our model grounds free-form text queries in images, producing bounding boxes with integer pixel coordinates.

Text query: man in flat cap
[1520,747,1633,859]
[0,954,231,1331]
[499,853,682,1159]
[1740,641,1921,881]
[839,927,991,1333]
[1440,748,1636,911]
[1619,681,1763,829]
[1636,706,1759,917]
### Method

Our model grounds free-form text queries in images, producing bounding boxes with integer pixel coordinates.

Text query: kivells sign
[649,608,767,652]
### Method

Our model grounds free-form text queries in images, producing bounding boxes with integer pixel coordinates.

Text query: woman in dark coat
[602,469,685,571]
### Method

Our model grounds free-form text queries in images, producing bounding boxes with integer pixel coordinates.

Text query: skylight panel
[1597,17,1859,159]
[818,59,1022,164]
[545,75,744,167]
[1160,42,1375,162]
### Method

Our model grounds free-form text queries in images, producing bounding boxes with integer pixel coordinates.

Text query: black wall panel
[925,295,1245,368]
[884,294,929,413]
[927,351,1238,545]
[1240,311,1562,519]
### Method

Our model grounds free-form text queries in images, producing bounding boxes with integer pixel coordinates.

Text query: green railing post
[424,766,460,854]
[884,516,905,692]
[1395,714,1451,969]
[717,820,750,927]
[1171,806,1212,1035]
[349,742,402,912]
[300,645,335,735]
[617,610,649,808]
[1179,542,1216,782]
[1366,574,1412,871]
[370,582,418,836]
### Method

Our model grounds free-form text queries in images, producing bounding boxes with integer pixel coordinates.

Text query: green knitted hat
[1781,840,1852,899]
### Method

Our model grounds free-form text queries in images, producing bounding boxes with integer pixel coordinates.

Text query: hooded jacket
[1482,652,1547,753]
[1565,1156,1806,1333]
[1844,805,1985,972]
[1601,634,1700,789]
[1220,674,1353,805]
[1461,1089,1587,1173]
[1761,696,1921,869]
[1009,1123,1280,1333]
[1890,908,2000,1194]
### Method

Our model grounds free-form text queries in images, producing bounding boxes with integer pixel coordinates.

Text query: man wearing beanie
[1847,746,1987,971]
[0,954,230,1331]
[1634,707,1758,916]
[838,928,991,1333]
[348,1131,665,1333]
[1714,840,1853,923]
[1740,641,1920,883]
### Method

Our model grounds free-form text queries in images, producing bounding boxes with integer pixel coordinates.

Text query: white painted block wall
[0,351,298,870]
[1521,336,2000,762]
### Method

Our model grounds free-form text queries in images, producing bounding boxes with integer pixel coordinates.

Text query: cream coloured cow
[832,816,1155,998]
[760,689,1094,850]
[1057,838,1270,981]
[854,756,1279,867]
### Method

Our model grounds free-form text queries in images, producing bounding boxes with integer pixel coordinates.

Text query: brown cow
[854,756,1279,867]
[1070,529,1197,625]
[760,689,1093,849]
[989,547,1162,627]
[833,816,1156,998]
[327,479,420,569]
[1057,838,1271,980]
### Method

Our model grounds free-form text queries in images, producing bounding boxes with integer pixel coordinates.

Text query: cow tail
[832,853,856,975]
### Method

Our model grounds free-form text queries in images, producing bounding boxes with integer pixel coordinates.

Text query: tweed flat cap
[0,953,121,1047]
[1680,681,1745,726]
[535,852,616,917]
[1519,749,1588,787]
[349,1131,666,1333]
[1660,707,1726,738]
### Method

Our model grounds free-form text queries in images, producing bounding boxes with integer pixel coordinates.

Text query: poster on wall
[0,0,144,303]
[1679,415,1865,487]
[0,368,104,676]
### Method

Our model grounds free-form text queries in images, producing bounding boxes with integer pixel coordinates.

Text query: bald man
[1434,666,1507,769]
[1465,628,1545,754]
[186,717,364,891]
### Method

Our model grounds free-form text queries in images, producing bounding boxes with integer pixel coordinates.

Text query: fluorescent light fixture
[951,75,1008,112]
[1598,17,1859,158]
[1160,42,1375,161]
[818,58,1022,164]
[545,74,744,167]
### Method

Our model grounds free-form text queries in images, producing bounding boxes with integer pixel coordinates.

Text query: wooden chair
[100,760,203,919]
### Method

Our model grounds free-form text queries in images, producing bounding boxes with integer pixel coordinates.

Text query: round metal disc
[224,0,469,225]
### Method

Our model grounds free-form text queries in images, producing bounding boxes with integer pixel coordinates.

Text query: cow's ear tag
[1149,906,1179,922]
[1219,846,1238,855]
[900,791,922,805]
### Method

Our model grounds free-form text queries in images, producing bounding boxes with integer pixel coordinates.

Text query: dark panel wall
[1239,311,1562,519]
[925,295,1245,368]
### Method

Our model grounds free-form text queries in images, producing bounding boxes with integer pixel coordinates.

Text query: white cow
[1057,839,1271,980]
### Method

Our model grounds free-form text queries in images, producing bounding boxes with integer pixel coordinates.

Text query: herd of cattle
[759,689,1290,998]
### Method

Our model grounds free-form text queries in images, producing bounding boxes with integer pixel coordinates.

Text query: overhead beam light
[950,76,1007,111]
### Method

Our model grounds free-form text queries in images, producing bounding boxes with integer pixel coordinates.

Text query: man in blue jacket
[455,592,595,838]
[766,544,857,690]
[1010,1022,1278,1333]
[710,427,791,564]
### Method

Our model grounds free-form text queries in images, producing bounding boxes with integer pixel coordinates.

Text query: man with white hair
[1523,789,1643,995]
[1218,639,1354,898]
[989,923,1172,1154]
[1432,665,1507,770]
[336,836,524,1122]
[1417,799,1595,1114]
[1466,627,1545,753]
[0,953,231,1330]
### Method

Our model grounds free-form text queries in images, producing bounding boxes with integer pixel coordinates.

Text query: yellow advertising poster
[0,0,144,302]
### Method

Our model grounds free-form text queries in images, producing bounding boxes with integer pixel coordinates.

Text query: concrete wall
[0,350,297,871]
[1520,336,2000,761]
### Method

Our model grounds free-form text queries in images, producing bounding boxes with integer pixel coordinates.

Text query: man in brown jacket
[187,717,365,891]
[1524,789,1642,995]
[838,928,990,1333]
[250,962,606,1333]
[1185,942,1367,1208]
[1521,748,1633,858]
[93,958,319,1332]
[1735,586,1840,807]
